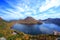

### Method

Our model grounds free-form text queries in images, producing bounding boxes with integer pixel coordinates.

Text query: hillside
[17,17,42,25]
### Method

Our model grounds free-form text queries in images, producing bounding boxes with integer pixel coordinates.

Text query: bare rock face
[18,17,42,25]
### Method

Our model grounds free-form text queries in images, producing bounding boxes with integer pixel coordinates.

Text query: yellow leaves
[24,35,29,40]
[16,38,22,40]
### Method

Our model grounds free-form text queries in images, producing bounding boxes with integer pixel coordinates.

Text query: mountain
[43,18,60,26]
[18,17,42,25]
[0,17,8,22]
[0,17,4,21]
[0,17,7,23]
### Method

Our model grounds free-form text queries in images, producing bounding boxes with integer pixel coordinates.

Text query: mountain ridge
[43,18,60,26]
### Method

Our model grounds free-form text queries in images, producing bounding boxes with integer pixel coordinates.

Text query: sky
[0,0,60,21]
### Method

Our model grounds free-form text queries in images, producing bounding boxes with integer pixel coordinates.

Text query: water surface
[12,23,60,35]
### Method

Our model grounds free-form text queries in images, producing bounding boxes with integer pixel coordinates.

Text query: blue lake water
[12,23,60,35]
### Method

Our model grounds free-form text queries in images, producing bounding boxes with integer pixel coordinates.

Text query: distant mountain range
[43,18,60,26]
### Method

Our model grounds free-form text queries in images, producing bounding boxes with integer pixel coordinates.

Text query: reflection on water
[12,23,60,35]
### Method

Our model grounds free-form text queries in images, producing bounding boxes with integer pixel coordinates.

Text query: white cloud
[48,9,56,13]
[0,0,60,20]
[49,13,60,18]
[25,12,32,16]
[0,8,26,20]
[31,14,49,20]
[32,12,60,20]
[39,0,60,12]
[1,13,26,20]
[16,6,25,12]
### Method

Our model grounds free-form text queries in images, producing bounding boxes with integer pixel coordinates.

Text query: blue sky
[0,0,60,20]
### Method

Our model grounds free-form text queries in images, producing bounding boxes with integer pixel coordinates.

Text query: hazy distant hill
[43,18,60,26]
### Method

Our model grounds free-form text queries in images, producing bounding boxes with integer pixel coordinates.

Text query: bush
[0,33,4,37]
[7,35,16,40]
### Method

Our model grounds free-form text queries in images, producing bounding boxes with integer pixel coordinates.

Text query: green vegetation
[7,35,16,40]
[0,33,4,37]
[0,24,6,29]
[0,20,6,29]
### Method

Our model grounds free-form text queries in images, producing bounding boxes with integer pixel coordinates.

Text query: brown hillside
[18,17,42,25]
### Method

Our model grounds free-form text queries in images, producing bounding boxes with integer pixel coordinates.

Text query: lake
[12,23,60,35]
